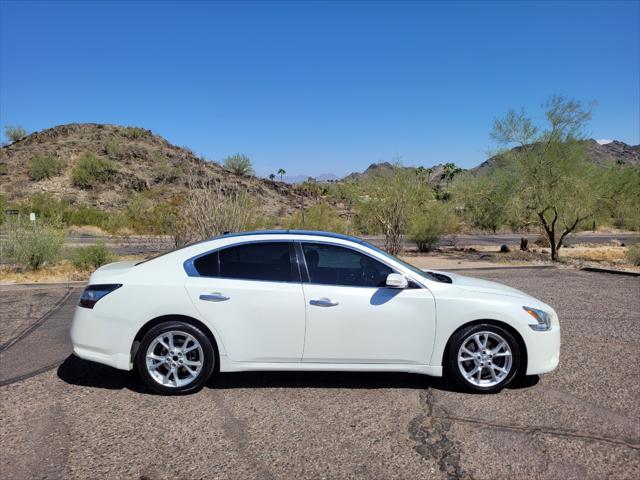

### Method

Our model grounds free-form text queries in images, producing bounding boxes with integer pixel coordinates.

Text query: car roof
[218,229,367,245]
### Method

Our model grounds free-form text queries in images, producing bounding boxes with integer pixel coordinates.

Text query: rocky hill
[472,138,639,173]
[342,139,638,183]
[344,162,447,183]
[0,123,311,215]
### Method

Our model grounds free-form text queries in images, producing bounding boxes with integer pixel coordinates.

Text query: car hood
[427,269,534,300]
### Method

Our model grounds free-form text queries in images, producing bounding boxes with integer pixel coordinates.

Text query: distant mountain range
[301,138,639,184]
[280,173,339,184]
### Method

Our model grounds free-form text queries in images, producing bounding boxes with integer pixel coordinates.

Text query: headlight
[79,284,122,309]
[523,306,551,331]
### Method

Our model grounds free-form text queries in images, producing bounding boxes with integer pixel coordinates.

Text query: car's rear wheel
[447,323,520,393]
[136,321,215,395]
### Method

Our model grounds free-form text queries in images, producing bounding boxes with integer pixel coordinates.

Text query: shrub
[409,204,458,253]
[152,153,182,183]
[409,216,445,252]
[104,138,121,158]
[71,153,117,189]
[285,202,346,232]
[4,225,64,269]
[27,155,65,180]
[123,127,147,139]
[223,154,254,176]
[72,242,114,270]
[4,125,28,143]
[626,244,640,266]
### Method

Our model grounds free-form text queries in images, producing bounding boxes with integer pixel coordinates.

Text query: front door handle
[199,292,230,302]
[309,298,339,307]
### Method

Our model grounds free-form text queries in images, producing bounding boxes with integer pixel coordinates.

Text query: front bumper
[524,324,560,375]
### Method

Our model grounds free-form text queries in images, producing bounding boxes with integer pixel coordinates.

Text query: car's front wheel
[136,321,215,395]
[447,323,521,393]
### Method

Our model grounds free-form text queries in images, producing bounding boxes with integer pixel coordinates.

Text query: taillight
[79,284,122,309]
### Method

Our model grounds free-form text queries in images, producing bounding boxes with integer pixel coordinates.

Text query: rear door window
[217,242,294,282]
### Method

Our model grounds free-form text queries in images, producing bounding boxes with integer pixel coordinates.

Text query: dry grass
[0,255,145,284]
[0,260,90,284]
[66,225,110,237]
[561,245,628,262]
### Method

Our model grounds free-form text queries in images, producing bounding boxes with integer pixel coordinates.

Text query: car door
[184,241,306,363]
[299,242,436,364]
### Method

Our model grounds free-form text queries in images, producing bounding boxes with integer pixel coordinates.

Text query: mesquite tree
[356,164,432,255]
[491,96,599,261]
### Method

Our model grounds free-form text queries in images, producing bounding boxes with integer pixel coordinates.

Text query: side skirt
[218,355,443,377]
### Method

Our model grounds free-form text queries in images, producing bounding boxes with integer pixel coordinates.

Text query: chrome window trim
[183,236,427,289]
[183,239,299,284]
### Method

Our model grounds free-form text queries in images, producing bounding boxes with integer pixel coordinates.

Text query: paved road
[0,268,638,479]
[2,231,636,258]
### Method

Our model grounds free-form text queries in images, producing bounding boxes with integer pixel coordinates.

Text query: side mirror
[386,273,408,289]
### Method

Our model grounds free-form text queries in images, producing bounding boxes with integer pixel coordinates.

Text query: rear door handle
[309,298,339,307]
[199,292,230,302]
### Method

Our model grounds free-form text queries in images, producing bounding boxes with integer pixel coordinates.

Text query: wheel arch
[130,314,220,371]
[442,319,528,376]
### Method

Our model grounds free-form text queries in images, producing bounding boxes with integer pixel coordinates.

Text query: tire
[136,321,215,395]
[446,323,521,394]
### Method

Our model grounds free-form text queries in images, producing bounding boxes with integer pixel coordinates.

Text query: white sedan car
[71,230,560,395]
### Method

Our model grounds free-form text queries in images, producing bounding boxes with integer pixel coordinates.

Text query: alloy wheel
[457,331,513,388]
[145,330,204,388]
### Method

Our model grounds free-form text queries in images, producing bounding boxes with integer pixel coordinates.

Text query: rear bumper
[72,345,131,370]
[70,305,133,371]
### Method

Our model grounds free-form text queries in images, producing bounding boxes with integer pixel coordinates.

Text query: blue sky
[1,0,638,177]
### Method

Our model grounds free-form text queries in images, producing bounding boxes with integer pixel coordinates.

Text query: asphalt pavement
[0,267,638,479]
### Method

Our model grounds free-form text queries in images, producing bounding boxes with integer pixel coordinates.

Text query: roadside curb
[444,265,557,271]
[581,267,640,277]
[0,281,86,290]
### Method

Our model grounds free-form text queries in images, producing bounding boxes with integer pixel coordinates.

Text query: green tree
[268,173,276,181]
[224,154,254,176]
[597,163,640,231]
[453,170,513,233]
[4,125,28,143]
[355,163,432,254]
[278,168,286,181]
[440,163,463,185]
[491,96,600,261]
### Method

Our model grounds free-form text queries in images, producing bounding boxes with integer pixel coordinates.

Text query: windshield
[357,239,445,282]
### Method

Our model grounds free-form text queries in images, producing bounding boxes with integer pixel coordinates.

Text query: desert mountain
[344,162,447,183]
[472,138,639,173]
[343,139,638,183]
[1,125,637,214]
[0,123,312,215]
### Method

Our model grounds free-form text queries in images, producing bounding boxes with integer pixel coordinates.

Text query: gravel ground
[0,268,638,479]
[0,285,70,347]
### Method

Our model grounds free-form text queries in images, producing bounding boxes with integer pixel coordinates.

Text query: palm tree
[269,173,276,181]
[441,162,462,186]
[277,168,286,181]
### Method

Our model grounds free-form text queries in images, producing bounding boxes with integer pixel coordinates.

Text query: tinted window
[193,251,219,277]
[218,242,293,282]
[302,243,393,287]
